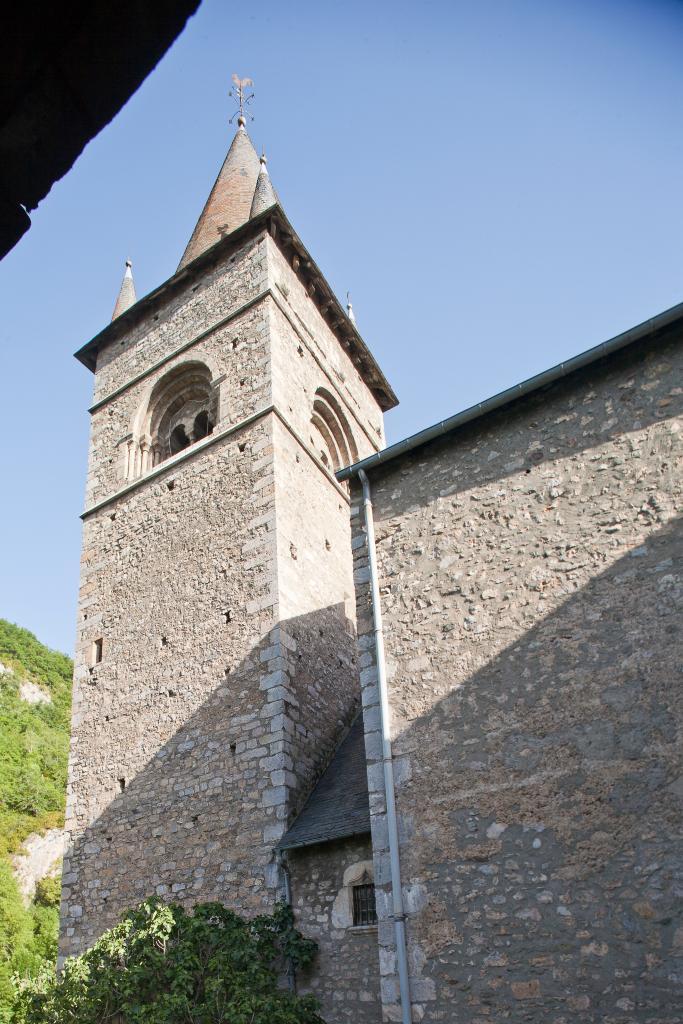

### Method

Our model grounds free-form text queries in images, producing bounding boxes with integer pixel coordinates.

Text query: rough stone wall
[85,235,270,508]
[352,333,683,1022]
[267,236,385,453]
[288,837,382,1023]
[92,235,268,402]
[62,416,280,957]
[63,220,389,1001]
[271,414,360,825]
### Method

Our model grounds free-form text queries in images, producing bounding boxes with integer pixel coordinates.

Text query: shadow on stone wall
[386,513,682,1019]
[60,602,360,960]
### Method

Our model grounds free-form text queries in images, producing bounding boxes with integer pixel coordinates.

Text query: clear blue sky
[2,0,682,655]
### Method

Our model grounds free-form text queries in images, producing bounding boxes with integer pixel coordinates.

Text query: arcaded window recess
[310,387,358,473]
[126,361,218,480]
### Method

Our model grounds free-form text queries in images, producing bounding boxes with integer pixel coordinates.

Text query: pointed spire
[112,260,137,320]
[250,150,279,218]
[178,122,261,270]
[346,292,356,324]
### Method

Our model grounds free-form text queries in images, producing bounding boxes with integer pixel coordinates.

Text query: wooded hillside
[0,620,72,1021]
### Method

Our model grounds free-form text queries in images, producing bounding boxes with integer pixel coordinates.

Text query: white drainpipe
[358,468,412,1024]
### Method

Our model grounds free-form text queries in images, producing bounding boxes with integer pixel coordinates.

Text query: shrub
[12,897,325,1024]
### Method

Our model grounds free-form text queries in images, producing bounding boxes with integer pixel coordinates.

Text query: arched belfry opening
[310,387,358,473]
[126,361,218,479]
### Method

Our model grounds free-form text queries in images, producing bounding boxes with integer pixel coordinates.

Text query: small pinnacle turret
[111,260,137,320]
[346,293,356,324]
[249,151,279,218]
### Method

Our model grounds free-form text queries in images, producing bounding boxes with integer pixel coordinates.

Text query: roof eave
[73,207,277,372]
[278,824,371,853]
[74,206,398,411]
[266,208,398,412]
[337,298,683,482]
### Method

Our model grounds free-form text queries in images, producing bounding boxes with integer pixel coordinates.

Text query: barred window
[352,874,377,927]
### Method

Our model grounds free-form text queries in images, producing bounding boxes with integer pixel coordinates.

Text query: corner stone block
[261,785,288,807]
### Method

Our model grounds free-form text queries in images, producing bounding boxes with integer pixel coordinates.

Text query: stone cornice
[75,206,397,411]
[81,403,350,520]
[88,287,383,460]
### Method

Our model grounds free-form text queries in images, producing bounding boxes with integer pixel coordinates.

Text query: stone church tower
[60,109,396,960]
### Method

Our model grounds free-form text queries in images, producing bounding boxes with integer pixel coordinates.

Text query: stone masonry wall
[267,235,385,453]
[289,836,382,1023]
[63,219,389,1000]
[92,235,268,403]
[352,333,683,1022]
[85,235,270,507]
[62,416,281,957]
[271,414,361,827]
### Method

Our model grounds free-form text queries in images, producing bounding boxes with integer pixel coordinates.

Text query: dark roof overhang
[74,204,398,412]
[278,716,371,852]
[1,1,200,260]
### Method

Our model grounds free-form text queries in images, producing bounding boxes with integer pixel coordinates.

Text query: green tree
[12,897,325,1024]
[0,862,60,1024]
[0,620,72,1022]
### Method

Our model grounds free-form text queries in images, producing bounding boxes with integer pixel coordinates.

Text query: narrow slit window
[93,638,103,664]
[352,876,377,927]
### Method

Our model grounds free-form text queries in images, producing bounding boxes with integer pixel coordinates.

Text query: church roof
[337,297,683,481]
[178,123,262,270]
[278,715,371,851]
[111,260,137,320]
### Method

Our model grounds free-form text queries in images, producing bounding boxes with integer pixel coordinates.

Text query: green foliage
[0,620,72,1023]
[33,877,61,911]
[13,897,324,1024]
[0,863,59,1024]
[0,623,322,1022]
[0,619,72,858]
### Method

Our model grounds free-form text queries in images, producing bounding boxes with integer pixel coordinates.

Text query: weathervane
[229,73,255,126]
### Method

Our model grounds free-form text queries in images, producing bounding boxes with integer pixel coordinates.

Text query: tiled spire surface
[178,121,261,270]
[249,152,279,217]
[111,260,137,320]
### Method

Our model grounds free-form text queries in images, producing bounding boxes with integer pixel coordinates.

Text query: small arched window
[352,871,377,927]
[310,387,358,473]
[170,424,191,455]
[193,410,212,442]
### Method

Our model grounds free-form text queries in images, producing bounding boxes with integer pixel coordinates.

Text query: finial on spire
[249,148,279,217]
[229,73,254,127]
[346,292,356,324]
[112,258,137,320]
